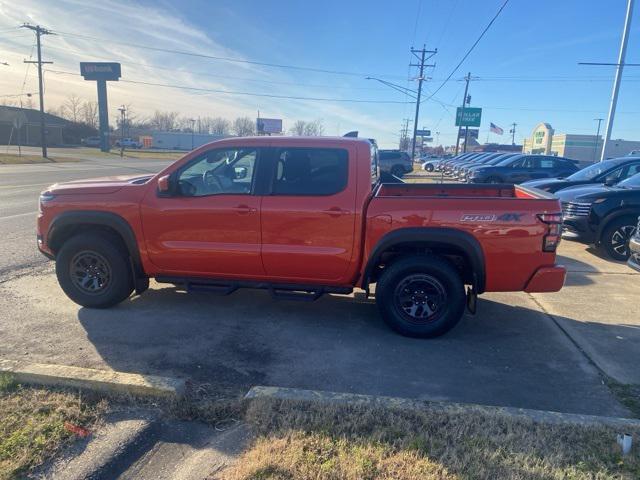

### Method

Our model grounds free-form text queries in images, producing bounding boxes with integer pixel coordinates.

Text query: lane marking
[0,183,51,190]
[0,211,38,221]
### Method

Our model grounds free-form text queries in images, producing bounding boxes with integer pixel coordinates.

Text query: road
[0,147,172,277]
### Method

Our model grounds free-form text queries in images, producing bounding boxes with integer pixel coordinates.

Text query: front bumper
[627,236,640,272]
[524,265,566,293]
[561,216,595,243]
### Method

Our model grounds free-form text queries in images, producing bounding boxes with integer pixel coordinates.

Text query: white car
[115,138,143,149]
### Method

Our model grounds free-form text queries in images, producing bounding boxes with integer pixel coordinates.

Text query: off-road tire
[375,255,466,338]
[55,233,134,308]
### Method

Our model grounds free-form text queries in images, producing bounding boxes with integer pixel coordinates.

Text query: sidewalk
[532,241,640,384]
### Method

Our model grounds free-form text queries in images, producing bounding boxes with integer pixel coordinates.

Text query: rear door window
[272,147,348,196]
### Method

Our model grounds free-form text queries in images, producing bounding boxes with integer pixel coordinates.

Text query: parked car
[443,153,485,175]
[467,154,579,184]
[628,217,640,271]
[437,152,476,172]
[378,149,413,177]
[81,136,101,147]
[451,153,505,179]
[459,153,520,182]
[37,136,565,338]
[115,138,143,149]
[522,156,640,193]
[557,173,640,260]
[421,154,451,171]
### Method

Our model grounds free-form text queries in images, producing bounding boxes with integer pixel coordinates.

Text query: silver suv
[378,150,413,178]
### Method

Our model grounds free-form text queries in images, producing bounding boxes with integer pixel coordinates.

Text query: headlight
[38,192,55,213]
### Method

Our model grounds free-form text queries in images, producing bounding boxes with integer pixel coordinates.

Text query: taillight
[538,213,562,252]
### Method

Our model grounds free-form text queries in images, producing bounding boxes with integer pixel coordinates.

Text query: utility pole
[509,122,517,146]
[579,0,637,161]
[454,73,472,155]
[399,118,410,150]
[21,24,53,158]
[409,45,437,161]
[118,105,126,157]
[190,118,196,150]
[593,118,604,161]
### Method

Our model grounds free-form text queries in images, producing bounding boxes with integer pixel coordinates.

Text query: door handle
[231,204,256,215]
[321,207,350,217]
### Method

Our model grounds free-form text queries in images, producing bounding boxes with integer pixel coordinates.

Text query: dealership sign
[455,107,482,127]
[458,128,479,139]
[80,62,121,81]
[256,118,282,134]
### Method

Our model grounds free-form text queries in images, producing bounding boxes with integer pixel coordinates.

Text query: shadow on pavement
[76,285,628,416]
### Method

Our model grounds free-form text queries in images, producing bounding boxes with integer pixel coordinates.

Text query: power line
[49,29,406,79]
[45,69,414,104]
[423,0,511,103]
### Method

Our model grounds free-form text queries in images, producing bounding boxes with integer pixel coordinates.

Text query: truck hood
[45,174,153,195]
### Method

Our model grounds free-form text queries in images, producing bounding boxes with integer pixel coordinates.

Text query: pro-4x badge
[460,214,497,222]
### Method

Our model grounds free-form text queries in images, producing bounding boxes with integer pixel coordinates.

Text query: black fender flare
[361,227,486,293]
[47,210,144,277]
[596,208,640,241]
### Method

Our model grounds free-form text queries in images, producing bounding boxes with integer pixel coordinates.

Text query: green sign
[455,107,482,127]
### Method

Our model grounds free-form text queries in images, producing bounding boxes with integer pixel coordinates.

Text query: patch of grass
[608,380,640,419]
[221,398,640,480]
[0,376,107,480]
[0,154,62,165]
[69,147,184,161]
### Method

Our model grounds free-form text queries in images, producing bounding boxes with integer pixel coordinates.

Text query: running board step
[156,276,352,301]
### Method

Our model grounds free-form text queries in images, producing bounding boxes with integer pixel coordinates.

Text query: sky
[0,0,638,148]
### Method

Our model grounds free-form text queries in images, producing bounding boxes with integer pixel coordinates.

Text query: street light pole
[190,118,196,150]
[599,0,634,161]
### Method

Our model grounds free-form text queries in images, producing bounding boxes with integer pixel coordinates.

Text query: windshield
[496,156,520,166]
[567,160,618,181]
[617,172,640,189]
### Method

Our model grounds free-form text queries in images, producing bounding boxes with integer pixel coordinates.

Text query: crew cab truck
[37,137,566,338]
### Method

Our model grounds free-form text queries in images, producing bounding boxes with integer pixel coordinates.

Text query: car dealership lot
[0,238,637,417]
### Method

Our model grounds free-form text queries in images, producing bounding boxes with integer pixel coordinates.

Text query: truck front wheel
[55,233,134,308]
[375,255,466,338]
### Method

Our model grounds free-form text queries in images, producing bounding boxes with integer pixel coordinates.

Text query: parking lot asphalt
[533,241,640,385]
[1,159,637,418]
[0,240,635,417]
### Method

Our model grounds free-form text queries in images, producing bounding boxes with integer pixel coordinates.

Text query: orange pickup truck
[37,136,565,337]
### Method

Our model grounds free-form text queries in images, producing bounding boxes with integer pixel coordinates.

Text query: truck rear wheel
[375,255,466,338]
[55,233,134,308]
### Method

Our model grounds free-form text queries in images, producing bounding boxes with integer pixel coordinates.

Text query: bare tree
[61,94,83,123]
[232,116,255,136]
[81,101,98,129]
[303,119,324,136]
[149,110,179,131]
[290,120,306,136]
[210,117,231,135]
[290,119,324,136]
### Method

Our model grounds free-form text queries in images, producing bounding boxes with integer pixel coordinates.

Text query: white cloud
[0,0,409,147]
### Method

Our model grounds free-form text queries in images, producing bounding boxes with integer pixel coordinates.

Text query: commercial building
[151,131,228,150]
[523,122,640,164]
[0,105,67,146]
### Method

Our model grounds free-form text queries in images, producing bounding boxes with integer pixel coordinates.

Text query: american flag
[490,122,504,135]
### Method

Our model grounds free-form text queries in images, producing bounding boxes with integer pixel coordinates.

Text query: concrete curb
[0,359,184,398]
[245,386,640,429]
[35,409,160,480]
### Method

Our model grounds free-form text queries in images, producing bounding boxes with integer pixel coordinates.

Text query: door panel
[141,147,264,277]
[260,146,357,282]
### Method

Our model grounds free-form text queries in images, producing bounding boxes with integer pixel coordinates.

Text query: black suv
[378,150,413,177]
[523,156,640,193]
[468,154,579,184]
[557,173,640,260]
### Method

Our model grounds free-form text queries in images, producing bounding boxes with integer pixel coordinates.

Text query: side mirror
[234,166,248,179]
[157,174,173,194]
[604,176,617,186]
